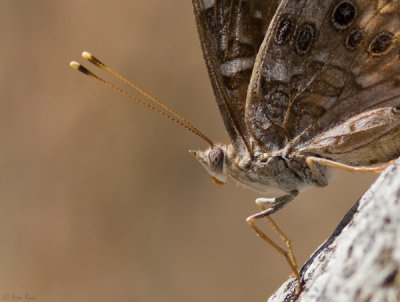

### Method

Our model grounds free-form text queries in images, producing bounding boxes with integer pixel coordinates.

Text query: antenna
[69,51,214,146]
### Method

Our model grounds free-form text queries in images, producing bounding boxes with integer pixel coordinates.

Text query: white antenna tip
[69,61,81,70]
[82,51,92,60]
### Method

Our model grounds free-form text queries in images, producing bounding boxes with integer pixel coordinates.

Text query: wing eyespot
[274,15,293,45]
[331,1,357,30]
[368,32,394,56]
[294,23,316,55]
[345,29,363,50]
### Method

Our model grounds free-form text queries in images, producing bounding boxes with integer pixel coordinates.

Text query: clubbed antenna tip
[69,51,214,147]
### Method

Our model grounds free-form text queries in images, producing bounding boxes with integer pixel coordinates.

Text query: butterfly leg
[246,190,302,294]
[306,156,394,175]
[255,198,299,274]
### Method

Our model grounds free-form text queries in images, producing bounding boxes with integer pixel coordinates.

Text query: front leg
[246,190,302,294]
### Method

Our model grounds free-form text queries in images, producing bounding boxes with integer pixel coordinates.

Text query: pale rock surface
[268,159,400,302]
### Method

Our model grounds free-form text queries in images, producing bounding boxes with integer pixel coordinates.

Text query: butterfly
[70,0,400,295]
[190,0,400,294]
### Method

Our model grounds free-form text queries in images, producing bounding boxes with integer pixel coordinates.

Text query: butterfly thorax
[191,144,328,198]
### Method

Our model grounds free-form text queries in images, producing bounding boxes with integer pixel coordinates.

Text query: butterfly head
[189,145,229,185]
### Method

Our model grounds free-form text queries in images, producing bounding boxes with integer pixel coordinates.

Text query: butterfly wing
[192,0,280,154]
[245,0,400,164]
[297,106,400,166]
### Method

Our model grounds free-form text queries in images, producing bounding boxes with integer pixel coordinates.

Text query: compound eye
[208,148,224,173]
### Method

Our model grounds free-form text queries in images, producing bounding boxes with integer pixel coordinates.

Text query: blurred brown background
[0,1,377,301]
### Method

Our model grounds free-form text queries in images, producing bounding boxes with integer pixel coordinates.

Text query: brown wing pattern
[192,0,280,154]
[245,0,400,162]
